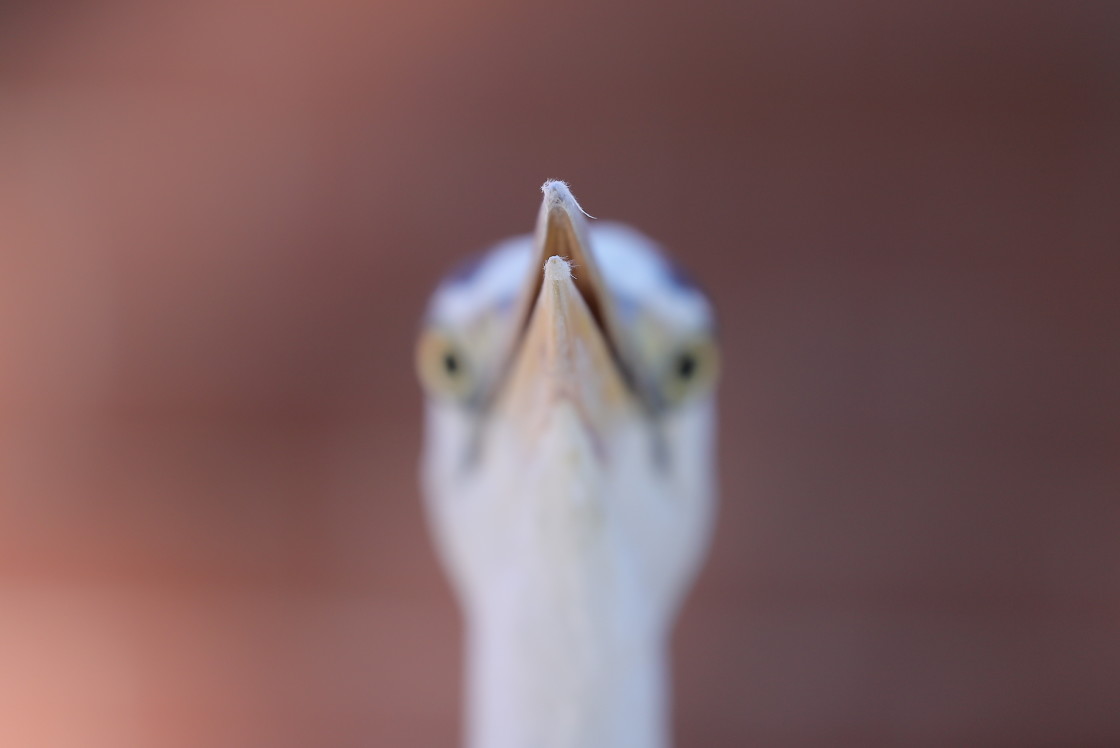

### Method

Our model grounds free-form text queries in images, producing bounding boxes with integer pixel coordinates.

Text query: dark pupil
[676,353,697,380]
[443,351,459,376]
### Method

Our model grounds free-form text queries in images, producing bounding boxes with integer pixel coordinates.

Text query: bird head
[417,181,719,627]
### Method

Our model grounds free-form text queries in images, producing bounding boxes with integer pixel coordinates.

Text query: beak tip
[541,179,572,203]
[541,179,594,220]
[543,255,574,284]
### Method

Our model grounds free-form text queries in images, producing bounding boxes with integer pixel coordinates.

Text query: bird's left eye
[416,328,475,401]
[660,336,720,405]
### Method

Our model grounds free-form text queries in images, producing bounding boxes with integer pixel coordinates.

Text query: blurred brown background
[1,1,1118,746]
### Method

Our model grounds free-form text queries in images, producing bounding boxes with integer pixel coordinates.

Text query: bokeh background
[1,1,1118,746]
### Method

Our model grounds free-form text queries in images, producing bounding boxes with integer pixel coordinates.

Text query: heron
[416,181,719,748]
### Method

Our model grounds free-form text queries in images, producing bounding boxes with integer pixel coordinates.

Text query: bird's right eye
[659,335,720,406]
[416,328,475,401]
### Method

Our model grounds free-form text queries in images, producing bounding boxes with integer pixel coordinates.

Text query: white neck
[464,565,671,748]
[426,408,709,748]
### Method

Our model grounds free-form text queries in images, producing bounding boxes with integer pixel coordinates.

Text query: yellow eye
[661,336,720,405]
[416,328,475,401]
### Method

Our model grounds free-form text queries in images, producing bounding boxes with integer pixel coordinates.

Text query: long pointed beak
[495,182,632,442]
